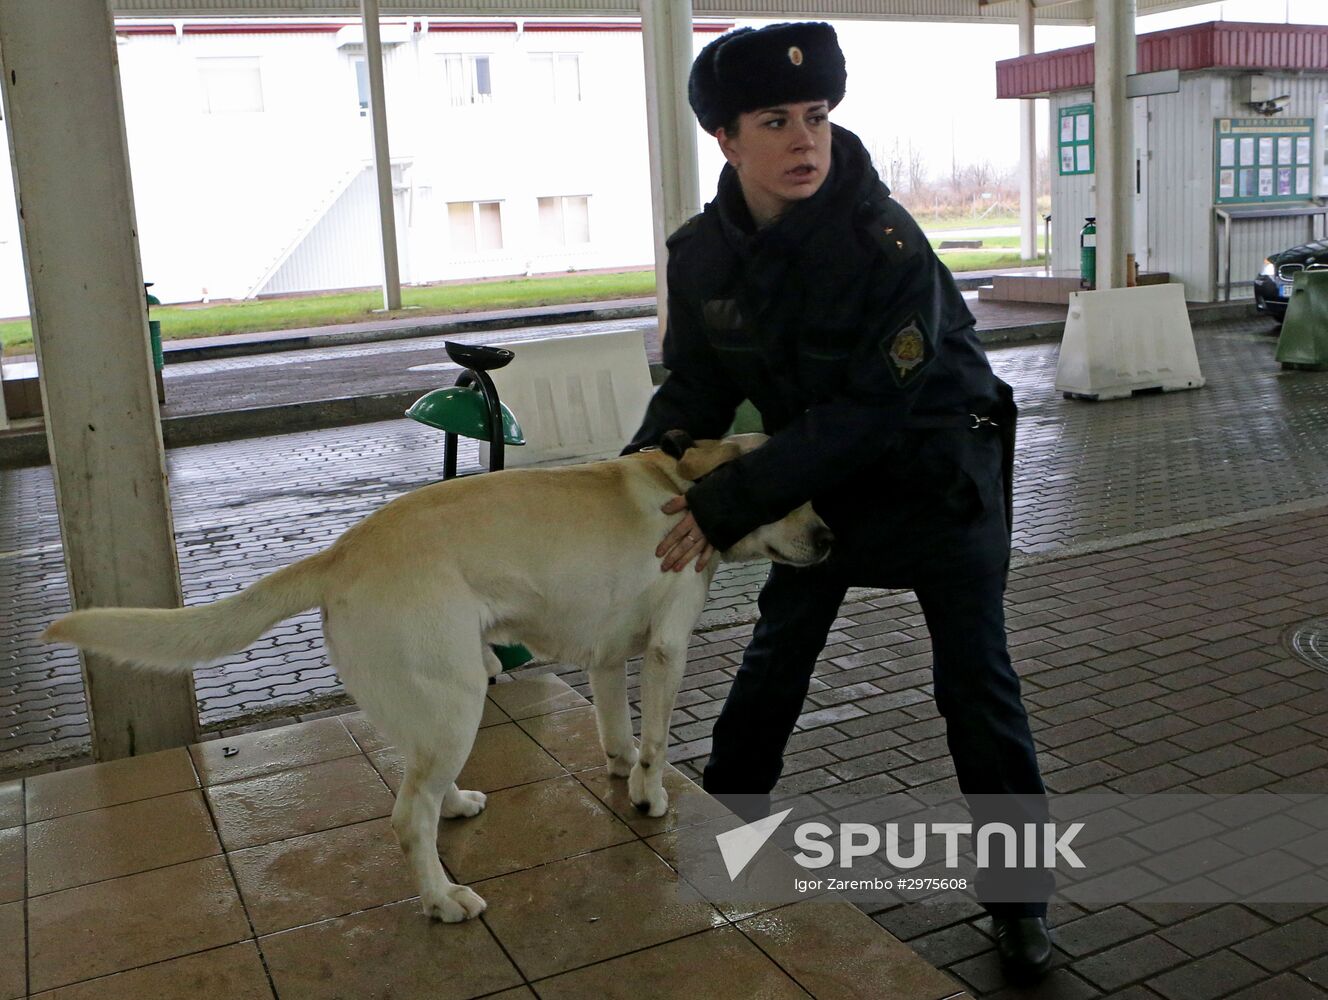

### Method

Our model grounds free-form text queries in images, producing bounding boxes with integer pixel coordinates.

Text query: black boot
[993,916,1052,985]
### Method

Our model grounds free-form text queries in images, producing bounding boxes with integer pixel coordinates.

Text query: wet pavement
[3,301,1327,997]
[2,308,1315,762]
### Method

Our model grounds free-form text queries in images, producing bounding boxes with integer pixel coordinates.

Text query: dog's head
[660,430,833,568]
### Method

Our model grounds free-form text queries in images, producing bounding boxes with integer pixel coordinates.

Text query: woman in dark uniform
[624,21,1052,984]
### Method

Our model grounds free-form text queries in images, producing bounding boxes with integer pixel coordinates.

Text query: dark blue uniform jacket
[627,125,1013,586]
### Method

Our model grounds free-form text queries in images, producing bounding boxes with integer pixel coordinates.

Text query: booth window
[1214,117,1315,205]
[1057,104,1094,175]
[1319,98,1328,197]
[538,195,591,246]
[441,54,493,106]
[448,201,504,254]
[199,57,264,114]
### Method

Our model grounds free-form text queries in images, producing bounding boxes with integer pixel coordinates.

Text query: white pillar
[0,0,196,758]
[1093,0,1135,290]
[641,0,701,334]
[1018,0,1038,262]
[362,0,402,311]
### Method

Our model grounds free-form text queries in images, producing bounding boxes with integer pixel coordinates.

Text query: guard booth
[992,20,1328,306]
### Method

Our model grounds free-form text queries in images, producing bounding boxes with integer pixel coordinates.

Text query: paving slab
[0,306,1323,996]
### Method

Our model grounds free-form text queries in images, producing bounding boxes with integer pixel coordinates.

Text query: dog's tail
[42,550,334,671]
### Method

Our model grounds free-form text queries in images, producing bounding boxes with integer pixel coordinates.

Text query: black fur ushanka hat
[688,22,847,135]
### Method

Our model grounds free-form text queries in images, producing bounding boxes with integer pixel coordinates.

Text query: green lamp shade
[405,386,525,445]
[492,643,534,670]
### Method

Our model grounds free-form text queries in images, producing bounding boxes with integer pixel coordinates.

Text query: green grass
[939,249,1047,273]
[0,248,1045,355]
[917,214,1021,232]
[932,235,1039,251]
[0,269,658,354]
[930,233,1047,274]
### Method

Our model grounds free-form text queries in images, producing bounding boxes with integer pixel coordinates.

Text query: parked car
[1255,238,1328,323]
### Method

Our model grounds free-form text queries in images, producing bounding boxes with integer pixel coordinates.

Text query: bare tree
[867,138,907,193]
[907,142,927,194]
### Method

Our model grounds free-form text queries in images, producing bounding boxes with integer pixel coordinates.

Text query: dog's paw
[483,648,503,679]
[605,746,638,778]
[628,764,669,817]
[441,789,487,819]
[634,785,669,817]
[422,884,487,922]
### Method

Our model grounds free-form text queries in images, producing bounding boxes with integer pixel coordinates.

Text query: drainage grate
[1287,621,1328,674]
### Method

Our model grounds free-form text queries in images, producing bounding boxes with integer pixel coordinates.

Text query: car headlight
[1260,259,1277,278]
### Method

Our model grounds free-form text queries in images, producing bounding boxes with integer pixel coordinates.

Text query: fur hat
[688,22,847,135]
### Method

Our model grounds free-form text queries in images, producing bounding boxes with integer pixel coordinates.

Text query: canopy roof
[998,19,1328,97]
[107,0,1218,27]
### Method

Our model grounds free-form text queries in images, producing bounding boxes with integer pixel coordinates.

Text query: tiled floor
[6,315,1321,766]
[0,674,964,1000]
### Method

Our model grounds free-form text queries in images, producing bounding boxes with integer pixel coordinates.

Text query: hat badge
[788,45,804,66]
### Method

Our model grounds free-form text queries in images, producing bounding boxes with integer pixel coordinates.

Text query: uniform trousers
[701,559,1050,918]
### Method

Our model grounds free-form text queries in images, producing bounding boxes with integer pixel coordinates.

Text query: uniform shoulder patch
[879,313,933,387]
[862,199,921,259]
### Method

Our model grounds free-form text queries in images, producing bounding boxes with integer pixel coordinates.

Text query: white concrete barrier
[1055,283,1205,401]
[482,328,654,468]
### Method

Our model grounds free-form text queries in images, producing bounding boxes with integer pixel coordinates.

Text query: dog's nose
[812,526,835,552]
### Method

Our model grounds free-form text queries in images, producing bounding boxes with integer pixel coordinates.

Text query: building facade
[998,20,1328,302]
[0,17,730,315]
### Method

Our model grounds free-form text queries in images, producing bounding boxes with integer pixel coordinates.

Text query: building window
[198,57,264,114]
[448,201,503,254]
[530,53,581,104]
[441,54,493,107]
[354,58,370,117]
[538,195,591,246]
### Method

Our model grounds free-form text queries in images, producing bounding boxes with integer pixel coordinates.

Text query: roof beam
[109,0,1218,27]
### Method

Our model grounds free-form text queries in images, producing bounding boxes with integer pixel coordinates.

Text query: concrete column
[0,0,196,758]
[641,0,701,335]
[1093,0,1135,290]
[362,0,402,311]
[1018,0,1038,262]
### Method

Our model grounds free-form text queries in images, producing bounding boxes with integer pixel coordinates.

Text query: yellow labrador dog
[44,431,831,923]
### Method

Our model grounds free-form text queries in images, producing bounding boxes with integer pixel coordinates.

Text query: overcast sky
[725,0,1328,181]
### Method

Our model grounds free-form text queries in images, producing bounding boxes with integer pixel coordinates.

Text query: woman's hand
[657,495,715,573]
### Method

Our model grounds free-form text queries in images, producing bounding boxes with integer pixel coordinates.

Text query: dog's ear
[659,429,695,460]
[676,440,741,481]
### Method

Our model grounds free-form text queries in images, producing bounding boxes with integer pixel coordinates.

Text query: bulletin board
[1214,118,1315,204]
[1058,104,1094,176]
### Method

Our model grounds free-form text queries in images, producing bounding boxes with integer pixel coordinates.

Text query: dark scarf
[708,124,887,387]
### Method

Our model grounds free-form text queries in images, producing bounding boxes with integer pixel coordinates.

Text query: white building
[0,16,731,315]
[997,20,1328,303]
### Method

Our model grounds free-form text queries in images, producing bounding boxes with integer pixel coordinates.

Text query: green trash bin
[1275,269,1328,371]
[144,282,165,403]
